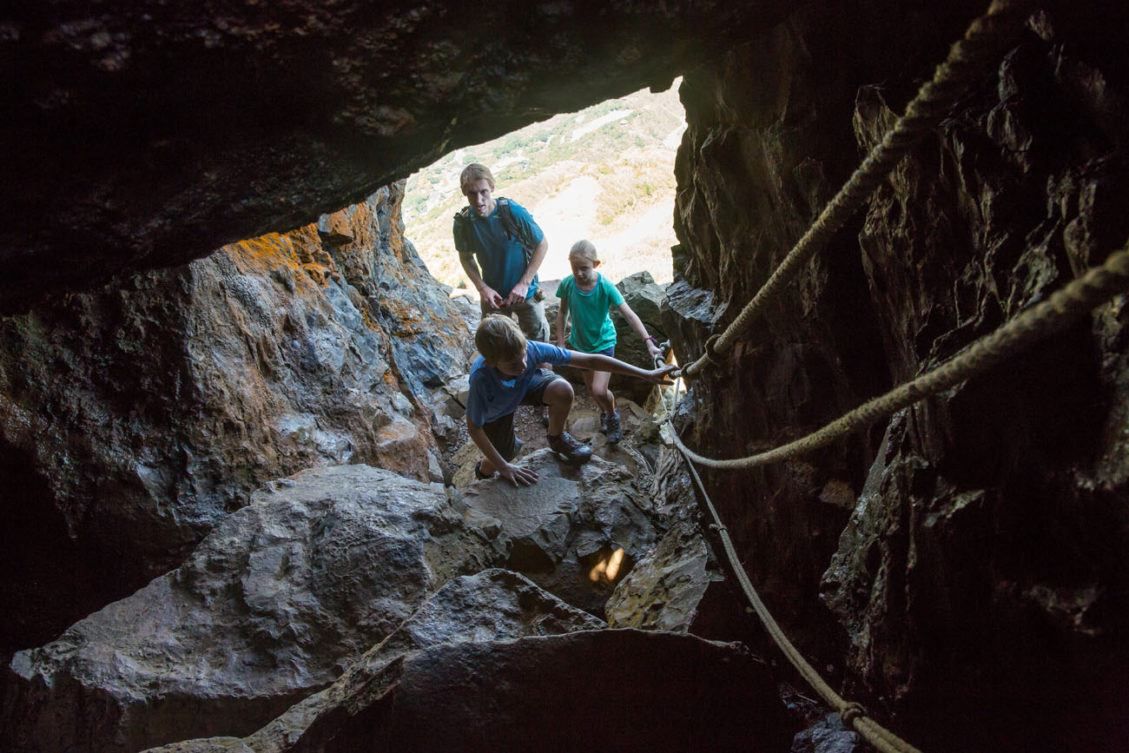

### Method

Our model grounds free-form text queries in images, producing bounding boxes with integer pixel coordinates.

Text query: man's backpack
[453,197,536,262]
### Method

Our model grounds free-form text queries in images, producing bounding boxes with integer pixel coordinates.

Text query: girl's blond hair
[568,239,599,263]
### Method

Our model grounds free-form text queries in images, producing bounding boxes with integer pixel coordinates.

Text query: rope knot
[839,701,868,726]
[703,334,725,366]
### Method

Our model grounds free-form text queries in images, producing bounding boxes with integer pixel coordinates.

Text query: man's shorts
[480,295,550,343]
[481,369,562,461]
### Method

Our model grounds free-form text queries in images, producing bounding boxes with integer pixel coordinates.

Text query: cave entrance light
[403,79,686,299]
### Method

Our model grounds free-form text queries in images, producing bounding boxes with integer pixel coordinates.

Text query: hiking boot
[547,431,593,466]
[605,410,623,444]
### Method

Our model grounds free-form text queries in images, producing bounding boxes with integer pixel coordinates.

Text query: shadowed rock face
[0,1,791,313]
[143,569,607,753]
[148,630,792,753]
[667,2,1129,751]
[1,465,509,753]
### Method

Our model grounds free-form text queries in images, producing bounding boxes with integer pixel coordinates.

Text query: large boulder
[461,449,661,615]
[145,568,606,753]
[148,630,794,753]
[0,185,474,651]
[1,465,507,753]
[610,271,669,403]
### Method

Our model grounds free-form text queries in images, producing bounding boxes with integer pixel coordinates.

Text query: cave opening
[402,80,686,297]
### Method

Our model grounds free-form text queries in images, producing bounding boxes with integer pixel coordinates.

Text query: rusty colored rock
[0,185,474,650]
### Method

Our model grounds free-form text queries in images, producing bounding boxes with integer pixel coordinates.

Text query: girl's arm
[617,301,662,359]
[555,297,569,348]
[569,351,676,383]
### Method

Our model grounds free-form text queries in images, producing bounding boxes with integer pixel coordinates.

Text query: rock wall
[668,2,1129,751]
[0,184,474,651]
[0,1,796,313]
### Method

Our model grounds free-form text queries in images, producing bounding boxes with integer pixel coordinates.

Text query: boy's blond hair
[568,239,599,263]
[460,163,496,194]
[476,315,527,363]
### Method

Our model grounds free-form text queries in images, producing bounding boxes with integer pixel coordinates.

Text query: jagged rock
[671,4,1129,751]
[0,185,474,650]
[609,271,669,403]
[606,520,718,632]
[461,449,660,615]
[790,713,862,753]
[148,630,794,753]
[144,569,605,753]
[1,465,507,753]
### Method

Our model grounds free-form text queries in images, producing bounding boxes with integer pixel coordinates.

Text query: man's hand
[645,364,679,385]
[504,281,530,306]
[498,462,539,487]
[479,284,504,309]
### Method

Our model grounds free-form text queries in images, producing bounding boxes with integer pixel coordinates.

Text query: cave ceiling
[0,0,788,313]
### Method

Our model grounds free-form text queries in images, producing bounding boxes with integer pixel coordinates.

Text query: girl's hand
[498,462,539,487]
[646,341,663,360]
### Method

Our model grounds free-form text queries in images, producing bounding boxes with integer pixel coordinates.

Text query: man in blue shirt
[453,163,551,341]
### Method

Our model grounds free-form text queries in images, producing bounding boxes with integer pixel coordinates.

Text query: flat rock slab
[150,629,793,753]
[2,465,506,753]
[461,449,661,614]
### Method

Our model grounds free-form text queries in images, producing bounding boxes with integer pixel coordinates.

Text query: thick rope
[681,0,1032,379]
[671,244,1129,469]
[669,404,922,753]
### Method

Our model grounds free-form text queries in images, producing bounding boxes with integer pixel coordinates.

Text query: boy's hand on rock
[499,463,539,487]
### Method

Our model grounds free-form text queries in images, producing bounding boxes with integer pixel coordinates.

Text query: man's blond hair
[568,239,599,263]
[460,163,496,194]
[476,315,527,363]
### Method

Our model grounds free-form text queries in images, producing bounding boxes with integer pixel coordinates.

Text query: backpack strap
[452,206,473,254]
[495,198,535,263]
[454,198,535,263]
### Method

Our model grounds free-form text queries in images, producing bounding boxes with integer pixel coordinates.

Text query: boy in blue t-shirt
[468,314,675,486]
[554,240,663,443]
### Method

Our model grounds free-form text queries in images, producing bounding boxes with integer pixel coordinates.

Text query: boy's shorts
[481,369,562,461]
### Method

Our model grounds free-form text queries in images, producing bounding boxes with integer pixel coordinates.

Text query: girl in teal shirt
[555,240,663,443]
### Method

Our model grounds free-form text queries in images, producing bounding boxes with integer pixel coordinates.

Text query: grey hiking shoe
[547,431,593,466]
[605,410,623,444]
